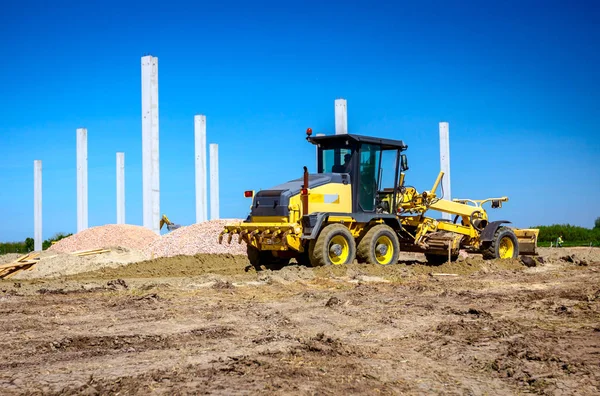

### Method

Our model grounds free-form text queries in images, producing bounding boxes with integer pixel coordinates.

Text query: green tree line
[0,233,72,254]
[532,217,600,246]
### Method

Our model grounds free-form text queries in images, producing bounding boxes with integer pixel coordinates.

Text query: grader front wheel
[481,227,519,259]
[309,224,356,267]
[357,224,400,265]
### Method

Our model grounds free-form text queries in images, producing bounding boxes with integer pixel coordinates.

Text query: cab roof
[307,133,408,151]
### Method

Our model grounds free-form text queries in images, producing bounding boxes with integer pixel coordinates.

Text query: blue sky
[1,0,599,241]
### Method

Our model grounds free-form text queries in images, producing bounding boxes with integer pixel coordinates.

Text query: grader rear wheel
[308,224,356,267]
[481,227,519,259]
[357,224,400,265]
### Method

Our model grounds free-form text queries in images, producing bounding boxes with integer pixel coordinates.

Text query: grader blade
[514,228,539,256]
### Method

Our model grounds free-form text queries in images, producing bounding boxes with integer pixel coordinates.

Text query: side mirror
[400,154,409,171]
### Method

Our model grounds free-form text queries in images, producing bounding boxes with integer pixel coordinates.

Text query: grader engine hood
[251,173,347,217]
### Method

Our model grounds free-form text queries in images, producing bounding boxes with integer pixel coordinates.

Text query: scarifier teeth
[259,230,269,244]
[227,233,233,244]
[218,232,225,244]
[239,230,248,244]
[249,230,259,242]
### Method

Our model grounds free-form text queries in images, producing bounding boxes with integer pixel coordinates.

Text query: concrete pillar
[209,144,219,220]
[335,99,348,135]
[33,160,42,251]
[195,115,207,223]
[142,55,160,234]
[76,128,88,232]
[439,122,451,220]
[116,152,125,224]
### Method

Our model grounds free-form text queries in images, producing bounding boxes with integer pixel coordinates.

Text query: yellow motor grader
[219,129,538,267]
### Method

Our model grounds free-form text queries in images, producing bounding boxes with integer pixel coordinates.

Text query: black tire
[356,224,400,265]
[308,224,356,267]
[481,227,519,260]
[247,245,282,270]
[425,253,458,266]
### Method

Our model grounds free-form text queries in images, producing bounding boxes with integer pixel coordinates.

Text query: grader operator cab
[219,129,538,268]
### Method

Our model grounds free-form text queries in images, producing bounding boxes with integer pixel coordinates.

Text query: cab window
[320,148,353,173]
[358,144,381,211]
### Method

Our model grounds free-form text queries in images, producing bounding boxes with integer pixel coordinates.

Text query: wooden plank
[3,265,34,279]
[0,260,38,270]
[17,253,39,262]
[0,261,29,270]
[15,253,31,262]
[73,249,111,257]
[71,248,106,255]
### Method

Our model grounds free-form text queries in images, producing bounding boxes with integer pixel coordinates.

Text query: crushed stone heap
[49,224,160,253]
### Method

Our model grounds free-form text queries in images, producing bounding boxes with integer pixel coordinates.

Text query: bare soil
[0,247,598,395]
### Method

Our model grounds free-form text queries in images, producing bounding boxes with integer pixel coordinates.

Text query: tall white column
[116,152,125,224]
[33,160,42,251]
[439,122,451,220]
[210,144,219,220]
[195,115,207,223]
[142,55,160,234]
[76,128,88,232]
[335,98,348,135]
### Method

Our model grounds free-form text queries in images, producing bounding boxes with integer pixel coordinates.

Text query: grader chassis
[219,130,538,268]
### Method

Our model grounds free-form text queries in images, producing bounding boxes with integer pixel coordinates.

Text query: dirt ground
[0,247,598,395]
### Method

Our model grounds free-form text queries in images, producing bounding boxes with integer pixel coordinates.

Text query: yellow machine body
[223,182,353,253]
[220,132,538,266]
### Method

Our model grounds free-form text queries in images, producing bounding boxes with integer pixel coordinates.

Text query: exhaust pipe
[301,166,309,216]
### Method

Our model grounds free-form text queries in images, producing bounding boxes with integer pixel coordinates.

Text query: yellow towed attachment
[218,222,300,251]
[514,228,539,256]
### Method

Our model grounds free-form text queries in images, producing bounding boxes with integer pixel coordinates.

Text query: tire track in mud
[51,332,394,396]
[0,325,236,372]
[415,275,600,395]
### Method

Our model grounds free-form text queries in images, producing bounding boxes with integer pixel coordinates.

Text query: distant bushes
[0,233,72,254]
[532,221,600,247]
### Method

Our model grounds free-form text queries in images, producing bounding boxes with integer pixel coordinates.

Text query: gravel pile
[144,219,247,258]
[49,224,160,253]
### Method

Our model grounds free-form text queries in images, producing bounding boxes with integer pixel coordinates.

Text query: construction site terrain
[0,247,598,395]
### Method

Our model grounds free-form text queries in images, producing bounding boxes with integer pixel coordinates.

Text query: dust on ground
[0,247,598,394]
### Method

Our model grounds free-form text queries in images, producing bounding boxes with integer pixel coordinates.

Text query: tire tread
[309,224,355,267]
[356,224,400,265]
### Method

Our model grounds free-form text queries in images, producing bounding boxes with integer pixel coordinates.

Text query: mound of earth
[13,248,149,280]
